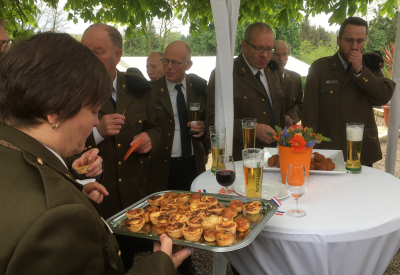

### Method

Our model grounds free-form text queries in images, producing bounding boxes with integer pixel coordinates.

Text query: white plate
[234,175,289,200]
[263,148,346,174]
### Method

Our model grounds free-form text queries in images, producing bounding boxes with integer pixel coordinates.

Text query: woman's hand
[72,148,103,178]
[153,234,191,269]
[82,182,109,204]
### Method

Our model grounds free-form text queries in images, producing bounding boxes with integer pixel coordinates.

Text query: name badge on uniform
[326,80,338,84]
[155,105,163,110]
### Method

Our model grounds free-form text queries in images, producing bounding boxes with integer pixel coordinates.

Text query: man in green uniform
[271,40,303,127]
[147,51,165,80]
[206,22,286,161]
[302,17,395,166]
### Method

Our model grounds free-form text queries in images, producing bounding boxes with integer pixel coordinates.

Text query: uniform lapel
[331,53,347,85]
[116,70,134,115]
[185,74,195,119]
[284,69,292,91]
[264,66,280,107]
[237,54,266,98]
[156,76,174,118]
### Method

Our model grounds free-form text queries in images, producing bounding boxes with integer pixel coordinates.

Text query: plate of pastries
[264,148,346,174]
[106,191,278,252]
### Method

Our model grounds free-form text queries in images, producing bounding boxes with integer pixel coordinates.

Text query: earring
[52,123,58,130]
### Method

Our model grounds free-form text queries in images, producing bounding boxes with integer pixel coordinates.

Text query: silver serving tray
[106,190,277,252]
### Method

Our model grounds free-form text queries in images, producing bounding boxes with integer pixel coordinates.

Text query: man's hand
[96,114,125,138]
[256,123,277,144]
[82,182,109,204]
[72,148,103,178]
[347,49,363,73]
[187,121,204,138]
[130,132,152,154]
[285,115,294,128]
[153,234,191,269]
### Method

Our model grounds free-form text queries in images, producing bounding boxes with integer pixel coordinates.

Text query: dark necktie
[109,88,116,110]
[255,71,276,128]
[175,84,191,160]
[346,63,352,74]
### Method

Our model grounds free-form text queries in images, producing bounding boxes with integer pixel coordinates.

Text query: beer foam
[346,127,363,141]
[190,106,200,111]
[243,159,263,168]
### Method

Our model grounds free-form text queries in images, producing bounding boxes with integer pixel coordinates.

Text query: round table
[191,162,400,275]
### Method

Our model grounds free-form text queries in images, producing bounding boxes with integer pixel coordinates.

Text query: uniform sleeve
[143,91,161,156]
[285,74,303,124]
[353,67,395,106]
[126,251,177,275]
[302,66,320,133]
[5,204,111,275]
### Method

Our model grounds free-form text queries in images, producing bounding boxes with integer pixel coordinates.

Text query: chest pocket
[155,108,166,125]
[320,83,341,107]
[127,112,147,133]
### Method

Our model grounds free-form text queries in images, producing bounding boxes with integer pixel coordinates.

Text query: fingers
[97,114,125,138]
[171,247,191,269]
[83,182,109,196]
[153,240,161,253]
[157,234,191,269]
[159,234,173,256]
[87,190,103,204]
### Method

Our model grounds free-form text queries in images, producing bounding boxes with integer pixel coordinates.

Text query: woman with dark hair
[0,32,189,274]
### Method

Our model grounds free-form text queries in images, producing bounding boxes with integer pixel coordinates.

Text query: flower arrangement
[267,125,331,153]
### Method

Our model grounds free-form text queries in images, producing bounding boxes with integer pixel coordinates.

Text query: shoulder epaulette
[363,51,384,71]
[188,73,207,98]
[310,56,331,67]
[267,60,279,70]
[124,67,151,98]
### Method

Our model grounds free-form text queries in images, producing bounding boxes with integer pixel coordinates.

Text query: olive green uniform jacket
[206,53,286,161]
[302,52,395,164]
[85,69,161,219]
[0,124,176,275]
[149,75,208,193]
[283,69,303,124]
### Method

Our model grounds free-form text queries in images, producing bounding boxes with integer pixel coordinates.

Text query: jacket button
[168,133,171,136]
[119,178,122,182]
[84,147,87,151]
[244,96,247,99]
[139,120,142,124]
[37,158,43,165]
[262,99,265,101]
[148,155,151,158]
[118,161,122,165]
[88,145,92,149]
[164,160,167,163]
[170,120,173,123]
[166,147,169,150]
[330,91,333,94]
[118,250,121,257]
[140,160,143,164]
[263,112,266,115]
[118,144,121,148]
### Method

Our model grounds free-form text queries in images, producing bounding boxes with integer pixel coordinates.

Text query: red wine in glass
[216,155,235,195]
[216,170,236,187]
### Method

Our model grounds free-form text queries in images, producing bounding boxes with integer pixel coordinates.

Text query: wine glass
[285,163,307,217]
[216,155,236,195]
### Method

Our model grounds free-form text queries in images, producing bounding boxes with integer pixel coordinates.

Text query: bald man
[271,40,303,127]
[147,51,165,80]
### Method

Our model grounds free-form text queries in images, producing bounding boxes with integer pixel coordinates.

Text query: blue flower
[306,140,318,148]
[281,127,289,138]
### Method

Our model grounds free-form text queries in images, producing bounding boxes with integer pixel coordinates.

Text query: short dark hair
[244,22,273,42]
[339,17,368,38]
[84,23,123,50]
[0,32,112,128]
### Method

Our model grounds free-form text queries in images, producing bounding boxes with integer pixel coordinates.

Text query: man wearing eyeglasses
[207,22,286,161]
[0,20,11,52]
[271,40,303,128]
[303,17,395,167]
[149,40,206,275]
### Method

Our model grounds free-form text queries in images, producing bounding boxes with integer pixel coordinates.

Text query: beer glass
[189,103,201,135]
[216,155,236,195]
[210,125,226,175]
[242,148,264,198]
[242,118,257,149]
[285,163,307,218]
[346,123,364,174]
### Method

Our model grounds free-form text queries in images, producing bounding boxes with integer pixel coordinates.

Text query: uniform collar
[166,74,187,92]
[338,52,348,70]
[242,53,263,76]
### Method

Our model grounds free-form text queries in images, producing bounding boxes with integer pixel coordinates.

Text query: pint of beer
[346,123,364,174]
[210,125,226,175]
[242,148,264,198]
[242,118,257,149]
[189,103,201,134]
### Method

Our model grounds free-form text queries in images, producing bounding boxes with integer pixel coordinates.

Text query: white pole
[385,13,400,175]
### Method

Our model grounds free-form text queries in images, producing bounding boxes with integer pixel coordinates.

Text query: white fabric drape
[385,13,400,175]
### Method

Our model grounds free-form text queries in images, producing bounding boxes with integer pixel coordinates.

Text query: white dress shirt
[93,72,118,145]
[166,76,193,158]
[242,54,273,106]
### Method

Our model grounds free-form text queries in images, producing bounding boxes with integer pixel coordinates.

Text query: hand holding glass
[216,155,236,195]
[189,103,201,135]
[285,163,307,218]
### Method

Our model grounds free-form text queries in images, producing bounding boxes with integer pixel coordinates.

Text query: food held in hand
[125,218,145,232]
[244,201,262,214]
[75,165,89,174]
[182,226,203,241]
[216,231,235,247]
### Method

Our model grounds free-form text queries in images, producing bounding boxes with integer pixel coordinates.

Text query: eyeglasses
[245,41,274,54]
[161,58,190,68]
[342,38,366,46]
[0,40,12,52]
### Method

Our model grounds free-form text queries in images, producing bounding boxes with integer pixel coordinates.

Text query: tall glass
[216,155,236,195]
[189,103,201,135]
[242,118,257,149]
[242,148,264,198]
[285,163,307,218]
[210,125,226,175]
[346,123,364,174]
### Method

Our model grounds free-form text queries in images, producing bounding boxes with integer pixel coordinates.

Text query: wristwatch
[354,66,364,76]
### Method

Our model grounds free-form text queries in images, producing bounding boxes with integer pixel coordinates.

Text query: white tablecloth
[191,163,400,275]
